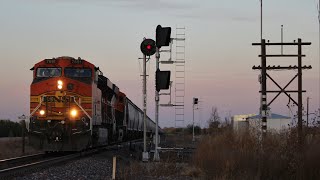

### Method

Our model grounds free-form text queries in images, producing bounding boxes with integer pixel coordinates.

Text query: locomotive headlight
[39,110,45,116]
[57,80,63,90]
[71,109,77,117]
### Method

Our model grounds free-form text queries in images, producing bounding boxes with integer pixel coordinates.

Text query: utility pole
[261,39,267,137]
[298,38,303,146]
[252,39,312,147]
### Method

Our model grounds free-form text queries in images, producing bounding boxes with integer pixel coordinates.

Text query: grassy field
[0,137,41,160]
[118,127,320,179]
[192,127,320,179]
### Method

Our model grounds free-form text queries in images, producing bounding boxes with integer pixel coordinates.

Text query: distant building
[232,114,256,132]
[248,113,291,132]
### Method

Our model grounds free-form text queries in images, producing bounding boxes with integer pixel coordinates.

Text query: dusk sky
[0,0,319,128]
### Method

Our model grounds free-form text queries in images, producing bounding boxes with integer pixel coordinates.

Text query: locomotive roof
[32,56,95,68]
[31,56,125,96]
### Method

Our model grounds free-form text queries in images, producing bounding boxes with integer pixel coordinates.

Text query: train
[28,56,159,151]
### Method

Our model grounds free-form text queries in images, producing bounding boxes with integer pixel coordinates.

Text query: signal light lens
[39,110,45,116]
[140,39,156,56]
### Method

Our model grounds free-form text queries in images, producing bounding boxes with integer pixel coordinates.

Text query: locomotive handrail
[71,96,92,135]
[29,96,44,116]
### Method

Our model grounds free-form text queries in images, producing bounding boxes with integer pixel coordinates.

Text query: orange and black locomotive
[29,56,157,151]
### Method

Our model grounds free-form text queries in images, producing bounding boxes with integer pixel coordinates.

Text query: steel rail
[0,139,144,178]
[0,153,80,178]
[0,153,46,170]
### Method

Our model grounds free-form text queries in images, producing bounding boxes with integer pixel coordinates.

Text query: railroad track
[0,139,143,178]
[0,153,46,170]
[0,152,80,178]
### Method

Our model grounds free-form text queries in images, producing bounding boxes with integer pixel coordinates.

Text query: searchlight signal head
[140,39,156,56]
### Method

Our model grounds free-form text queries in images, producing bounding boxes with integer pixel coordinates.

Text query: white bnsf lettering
[44,96,76,103]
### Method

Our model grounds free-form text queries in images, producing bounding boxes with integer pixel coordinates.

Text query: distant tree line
[0,120,25,137]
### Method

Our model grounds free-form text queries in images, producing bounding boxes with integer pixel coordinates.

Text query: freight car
[28,56,158,151]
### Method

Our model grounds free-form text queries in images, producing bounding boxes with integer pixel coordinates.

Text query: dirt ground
[0,137,41,160]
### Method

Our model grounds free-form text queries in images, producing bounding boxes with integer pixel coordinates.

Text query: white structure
[232,114,256,132]
[248,113,291,132]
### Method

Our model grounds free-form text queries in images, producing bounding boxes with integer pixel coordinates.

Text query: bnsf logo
[43,96,77,103]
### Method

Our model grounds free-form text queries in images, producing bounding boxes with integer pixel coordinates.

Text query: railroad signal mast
[154,25,172,162]
[139,25,172,162]
[140,38,156,162]
[139,25,186,161]
[192,98,198,142]
[155,25,187,161]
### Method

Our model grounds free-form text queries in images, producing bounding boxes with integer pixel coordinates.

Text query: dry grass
[118,160,189,180]
[118,127,320,179]
[192,127,320,180]
[0,137,41,159]
[118,132,203,180]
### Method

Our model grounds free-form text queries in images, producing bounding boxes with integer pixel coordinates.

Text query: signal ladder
[174,27,186,129]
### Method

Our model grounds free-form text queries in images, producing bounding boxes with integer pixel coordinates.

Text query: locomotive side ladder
[174,27,186,128]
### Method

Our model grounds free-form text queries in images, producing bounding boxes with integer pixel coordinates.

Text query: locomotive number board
[71,59,83,64]
[45,59,56,64]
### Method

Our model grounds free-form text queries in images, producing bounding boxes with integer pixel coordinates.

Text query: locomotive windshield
[65,68,92,78]
[36,68,61,77]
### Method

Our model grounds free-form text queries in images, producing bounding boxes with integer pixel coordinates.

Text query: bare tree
[208,106,220,129]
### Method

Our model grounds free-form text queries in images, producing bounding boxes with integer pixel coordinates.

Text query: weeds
[0,137,40,159]
[192,127,320,179]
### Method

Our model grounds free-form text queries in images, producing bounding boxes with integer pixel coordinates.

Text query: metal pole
[154,47,160,161]
[298,38,303,146]
[142,53,149,162]
[192,103,195,142]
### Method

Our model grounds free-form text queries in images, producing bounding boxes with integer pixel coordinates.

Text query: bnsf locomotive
[28,56,158,151]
